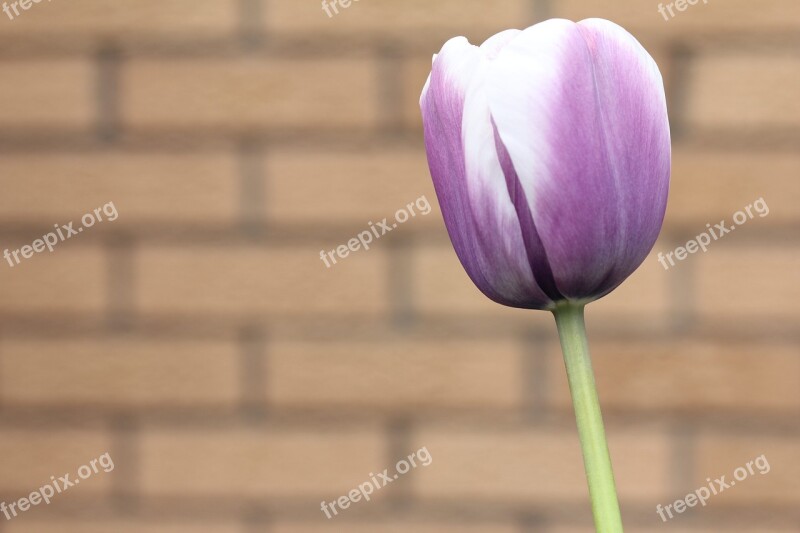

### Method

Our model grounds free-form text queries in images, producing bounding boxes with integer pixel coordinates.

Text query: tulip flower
[420,18,670,532]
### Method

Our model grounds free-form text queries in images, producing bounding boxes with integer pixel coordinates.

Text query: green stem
[552,301,623,533]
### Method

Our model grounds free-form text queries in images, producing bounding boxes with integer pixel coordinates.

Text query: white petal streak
[461,54,544,302]
[484,19,579,215]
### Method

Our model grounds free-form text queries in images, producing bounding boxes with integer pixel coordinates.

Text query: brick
[3,0,237,37]
[401,56,432,130]
[586,245,670,327]
[410,244,533,323]
[695,246,800,322]
[685,54,800,130]
[140,429,386,497]
[0,60,94,130]
[411,427,670,502]
[264,0,530,41]
[544,528,601,533]
[0,430,112,493]
[0,338,240,408]
[6,522,243,533]
[546,340,800,412]
[121,59,378,131]
[0,248,106,314]
[668,149,800,226]
[266,147,436,225]
[136,246,389,316]
[552,0,800,33]
[0,152,239,225]
[266,338,524,410]
[273,522,518,533]
[695,433,800,504]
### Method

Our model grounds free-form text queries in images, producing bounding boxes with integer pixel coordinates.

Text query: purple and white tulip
[420,18,671,310]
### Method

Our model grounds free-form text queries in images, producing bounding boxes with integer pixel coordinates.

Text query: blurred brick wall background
[0,1,798,532]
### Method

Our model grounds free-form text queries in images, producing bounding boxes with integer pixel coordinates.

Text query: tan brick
[0,152,238,225]
[3,0,237,37]
[266,147,437,224]
[586,245,670,326]
[547,340,800,412]
[0,60,94,130]
[140,429,385,497]
[544,528,612,533]
[136,246,389,315]
[121,59,378,131]
[695,246,800,322]
[411,427,670,502]
[267,338,524,410]
[264,0,530,40]
[543,528,598,533]
[543,526,593,533]
[411,244,534,323]
[668,149,799,226]
[685,54,800,130]
[0,339,240,408]
[6,522,244,533]
[0,430,112,493]
[0,248,106,314]
[273,522,518,533]
[553,0,800,33]
[402,56,432,130]
[695,433,800,504]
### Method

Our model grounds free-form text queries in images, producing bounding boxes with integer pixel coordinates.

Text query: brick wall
[0,1,797,532]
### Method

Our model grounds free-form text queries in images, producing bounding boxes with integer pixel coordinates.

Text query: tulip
[420,18,670,533]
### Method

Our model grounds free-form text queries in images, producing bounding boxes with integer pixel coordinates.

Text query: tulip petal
[574,18,671,295]
[486,19,670,300]
[421,35,553,308]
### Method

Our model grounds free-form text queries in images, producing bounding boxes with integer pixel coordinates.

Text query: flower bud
[420,18,670,309]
